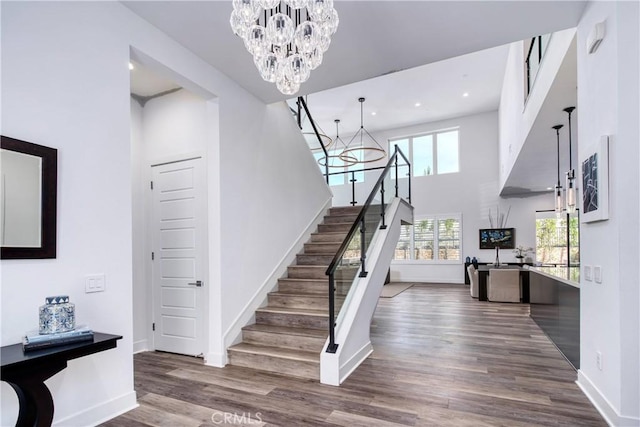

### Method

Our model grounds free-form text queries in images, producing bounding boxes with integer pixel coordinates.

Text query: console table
[1,332,122,427]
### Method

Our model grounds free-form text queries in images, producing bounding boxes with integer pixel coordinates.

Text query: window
[390,128,459,177]
[314,148,364,187]
[394,215,461,262]
[535,211,580,265]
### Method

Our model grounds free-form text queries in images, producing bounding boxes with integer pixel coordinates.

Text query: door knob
[188,280,203,287]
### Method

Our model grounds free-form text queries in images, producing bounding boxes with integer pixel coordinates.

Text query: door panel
[152,158,205,356]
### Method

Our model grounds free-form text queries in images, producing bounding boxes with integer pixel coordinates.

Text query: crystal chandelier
[230,0,339,95]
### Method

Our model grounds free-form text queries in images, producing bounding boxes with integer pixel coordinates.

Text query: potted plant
[513,246,533,264]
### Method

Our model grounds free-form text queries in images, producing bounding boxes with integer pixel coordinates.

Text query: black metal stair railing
[325,145,410,353]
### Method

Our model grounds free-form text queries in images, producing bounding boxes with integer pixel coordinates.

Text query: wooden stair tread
[243,323,328,338]
[228,343,319,363]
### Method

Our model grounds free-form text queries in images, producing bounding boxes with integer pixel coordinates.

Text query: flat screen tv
[479,228,515,249]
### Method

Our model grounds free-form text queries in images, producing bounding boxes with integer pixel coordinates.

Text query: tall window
[390,128,459,177]
[535,211,580,265]
[394,214,462,262]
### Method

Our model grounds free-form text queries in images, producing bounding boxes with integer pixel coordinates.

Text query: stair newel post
[327,273,338,353]
[359,217,368,278]
[350,171,357,206]
[379,180,387,230]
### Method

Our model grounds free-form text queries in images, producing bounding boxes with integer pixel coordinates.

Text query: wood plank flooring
[103,284,605,426]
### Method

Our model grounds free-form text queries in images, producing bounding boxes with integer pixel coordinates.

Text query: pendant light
[552,124,564,214]
[318,119,357,167]
[339,98,387,164]
[564,106,576,213]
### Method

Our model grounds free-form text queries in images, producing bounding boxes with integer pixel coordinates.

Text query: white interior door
[151,158,206,356]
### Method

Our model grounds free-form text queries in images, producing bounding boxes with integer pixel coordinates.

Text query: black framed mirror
[1,135,57,259]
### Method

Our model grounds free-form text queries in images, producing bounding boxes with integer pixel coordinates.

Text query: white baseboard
[577,370,640,426]
[133,339,149,354]
[53,391,137,426]
[339,341,373,385]
[222,198,332,349]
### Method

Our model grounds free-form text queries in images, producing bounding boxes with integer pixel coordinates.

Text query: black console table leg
[8,379,54,427]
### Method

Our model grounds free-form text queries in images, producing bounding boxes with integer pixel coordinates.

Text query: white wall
[499,28,577,189]
[575,1,639,425]
[1,1,331,424]
[218,100,333,359]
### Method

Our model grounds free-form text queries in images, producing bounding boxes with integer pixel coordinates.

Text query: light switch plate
[584,265,592,281]
[85,274,106,293]
[593,266,602,284]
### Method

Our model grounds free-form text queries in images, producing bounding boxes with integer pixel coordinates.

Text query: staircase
[227,205,363,380]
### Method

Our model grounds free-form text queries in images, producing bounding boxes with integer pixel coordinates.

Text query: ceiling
[130,60,180,97]
[124,1,584,195]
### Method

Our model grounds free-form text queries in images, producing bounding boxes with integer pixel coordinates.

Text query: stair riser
[310,233,348,243]
[268,294,329,310]
[323,215,359,224]
[278,279,328,294]
[242,330,326,352]
[287,266,327,279]
[303,243,341,254]
[228,351,318,380]
[329,206,362,216]
[318,223,353,233]
[256,311,328,329]
[296,254,334,266]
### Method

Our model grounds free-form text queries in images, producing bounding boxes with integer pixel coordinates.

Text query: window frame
[393,213,463,264]
[389,127,460,178]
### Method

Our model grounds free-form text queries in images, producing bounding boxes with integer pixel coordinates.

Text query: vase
[39,295,75,334]
[494,247,500,267]
[516,255,524,264]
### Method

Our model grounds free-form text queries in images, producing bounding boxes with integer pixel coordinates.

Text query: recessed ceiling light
[415,102,421,107]
[546,187,553,190]
[371,112,377,116]
[129,62,134,71]
[462,92,469,97]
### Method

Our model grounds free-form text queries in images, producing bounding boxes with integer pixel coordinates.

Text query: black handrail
[297,96,330,184]
[325,145,410,353]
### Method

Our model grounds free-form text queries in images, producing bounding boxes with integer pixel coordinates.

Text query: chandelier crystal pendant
[564,106,577,214]
[230,0,339,95]
[552,124,565,215]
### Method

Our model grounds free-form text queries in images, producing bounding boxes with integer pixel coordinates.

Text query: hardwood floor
[103,284,605,426]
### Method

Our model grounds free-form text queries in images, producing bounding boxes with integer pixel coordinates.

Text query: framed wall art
[581,135,609,223]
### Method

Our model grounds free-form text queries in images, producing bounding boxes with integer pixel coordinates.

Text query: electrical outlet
[584,265,592,281]
[596,351,603,370]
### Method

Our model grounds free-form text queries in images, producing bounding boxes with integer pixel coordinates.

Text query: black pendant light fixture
[339,98,387,164]
[564,106,577,213]
[552,124,564,214]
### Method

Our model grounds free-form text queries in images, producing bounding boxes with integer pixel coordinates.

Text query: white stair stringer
[320,198,413,386]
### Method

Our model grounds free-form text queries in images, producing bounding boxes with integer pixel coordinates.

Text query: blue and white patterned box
[39,295,75,334]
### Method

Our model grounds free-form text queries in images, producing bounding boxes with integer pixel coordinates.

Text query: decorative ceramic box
[39,295,75,334]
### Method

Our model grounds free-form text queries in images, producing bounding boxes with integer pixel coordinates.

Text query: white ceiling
[124,1,584,195]
[130,60,180,97]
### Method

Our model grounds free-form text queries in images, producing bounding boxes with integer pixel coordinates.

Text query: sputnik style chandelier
[564,106,576,214]
[552,124,564,214]
[340,98,387,164]
[230,0,339,95]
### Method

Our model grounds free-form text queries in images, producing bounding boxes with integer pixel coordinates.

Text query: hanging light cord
[553,124,564,187]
